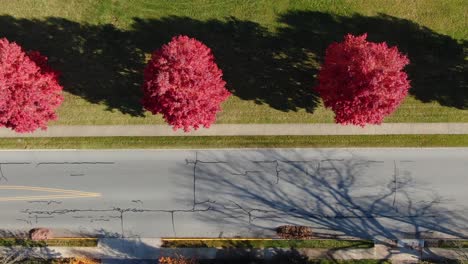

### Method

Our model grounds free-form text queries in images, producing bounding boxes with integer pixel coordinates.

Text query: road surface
[0,148,467,240]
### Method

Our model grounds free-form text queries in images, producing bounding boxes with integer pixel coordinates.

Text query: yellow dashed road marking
[0,185,101,201]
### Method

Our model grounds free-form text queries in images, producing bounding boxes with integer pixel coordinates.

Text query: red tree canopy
[315,34,410,126]
[142,35,231,132]
[0,38,63,133]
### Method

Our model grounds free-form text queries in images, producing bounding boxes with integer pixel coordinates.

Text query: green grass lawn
[0,238,98,247]
[2,135,468,149]
[162,238,374,249]
[198,261,390,264]
[0,0,466,125]
[1,258,394,264]
[426,240,468,248]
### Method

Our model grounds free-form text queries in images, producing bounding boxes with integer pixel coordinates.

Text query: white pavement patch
[1,123,468,137]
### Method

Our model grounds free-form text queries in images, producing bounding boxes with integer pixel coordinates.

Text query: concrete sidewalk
[1,123,468,137]
[2,238,466,263]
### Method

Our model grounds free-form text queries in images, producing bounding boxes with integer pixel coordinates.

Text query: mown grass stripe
[1,135,468,149]
[0,238,98,247]
[161,239,374,249]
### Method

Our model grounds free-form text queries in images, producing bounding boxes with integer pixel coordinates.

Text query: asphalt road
[0,148,467,240]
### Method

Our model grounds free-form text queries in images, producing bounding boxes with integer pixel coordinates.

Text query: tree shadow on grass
[130,16,320,113]
[0,12,465,117]
[0,15,320,116]
[0,16,146,116]
[277,11,467,109]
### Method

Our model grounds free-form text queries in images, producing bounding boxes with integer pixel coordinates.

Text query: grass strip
[198,260,390,264]
[162,239,374,249]
[15,261,66,264]
[1,135,468,149]
[0,238,98,247]
[19,259,100,264]
[426,240,468,248]
[307,261,390,264]
[15,257,388,264]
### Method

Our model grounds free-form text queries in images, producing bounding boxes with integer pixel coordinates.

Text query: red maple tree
[315,34,410,126]
[142,35,231,132]
[0,38,63,133]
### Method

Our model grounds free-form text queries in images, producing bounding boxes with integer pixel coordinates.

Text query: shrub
[276,225,313,239]
[270,251,309,264]
[69,257,100,264]
[158,256,197,264]
[0,38,63,133]
[315,34,410,126]
[28,228,53,240]
[142,35,231,132]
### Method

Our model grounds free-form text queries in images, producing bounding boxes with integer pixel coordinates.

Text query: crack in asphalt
[28,200,62,205]
[320,159,345,162]
[29,215,54,224]
[20,201,436,237]
[191,157,431,229]
[16,218,32,225]
[0,164,6,182]
[0,162,31,182]
[186,152,227,210]
[70,173,85,177]
[230,170,262,176]
[15,156,439,238]
[21,206,214,237]
[36,162,115,167]
[90,218,110,222]
[393,160,398,212]
[291,211,438,219]
[253,160,281,184]
[118,211,124,237]
[222,200,275,224]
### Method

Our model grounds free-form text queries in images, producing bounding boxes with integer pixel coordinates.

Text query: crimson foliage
[0,38,63,133]
[142,35,231,132]
[316,34,410,126]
